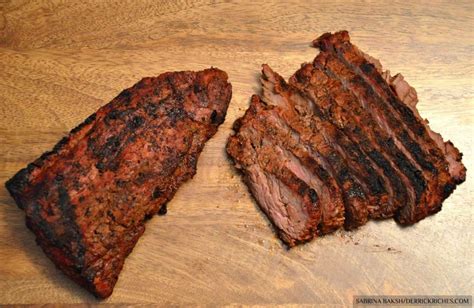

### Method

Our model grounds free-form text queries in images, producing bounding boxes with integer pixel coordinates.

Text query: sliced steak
[290,63,409,219]
[377,64,466,185]
[313,31,464,223]
[260,65,372,230]
[5,68,232,298]
[227,96,322,247]
[228,31,465,247]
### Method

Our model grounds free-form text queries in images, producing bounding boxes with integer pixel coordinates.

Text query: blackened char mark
[57,186,86,265]
[252,100,347,237]
[128,116,145,129]
[158,204,167,216]
[210,110,218,124]
[320,33,451,173]
[116,89,132,106]
[316,31,457,223]
[258,104,344,234]
[293,62,412,218]
[292,104,369,229]
[70,113,97,135]
[152,187,162,199]
[308,188,318,203]
[399,130,436,174]
[310,47,436,222]
[261,65,363,230]
[382,138,426,200]
[314,31,448,168]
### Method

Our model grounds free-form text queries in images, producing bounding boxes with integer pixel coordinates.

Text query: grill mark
[321,52,435,177]
[328,125,385,195]
[271,114,353,232]
[260,69,371,230]
[326,62,426,201]
[383,137,426,200]
[293,62,423,218]
[265,91,371,228]
[312,49,439,223]
[249,103,346,234]
[320,35,454,217]
[399,130,437,174]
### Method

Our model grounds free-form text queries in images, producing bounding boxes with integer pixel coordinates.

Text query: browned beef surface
[227,31,466,247]
[313,31,465,223]
[5,68,232,298]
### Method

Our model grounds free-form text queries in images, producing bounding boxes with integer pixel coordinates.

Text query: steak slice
[260,65,370,230]
[227,95,323,247]
[290,60,423,218]
[5,68,232,298]
[313,31,465,223]
[373,59,466,185]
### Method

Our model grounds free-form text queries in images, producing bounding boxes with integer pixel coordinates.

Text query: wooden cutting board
[0,0,472,305]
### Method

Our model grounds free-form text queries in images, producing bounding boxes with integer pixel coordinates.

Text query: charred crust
[157,204,167,216]
[367,149,408,200]
[347,183,365,198]
[105,109,122,122]
[95,161,107,172]
[166,108,186,122]
[115,179,127,188]
[193,83,203,93]
[52,136,70,152]
[399,131,437,174]
[360,62,374,74]
[144,102,158,117]
[56,186,86,264]
[308,188,319,203]
[443,182,456,198]
[84,113,97,125]
[70,113,96,134]
[210,110,218,124]
[91,135,122,168]
[116,89,132,104]
[128,116,144,129]
[342,141,385,195]
[5,168,31,208]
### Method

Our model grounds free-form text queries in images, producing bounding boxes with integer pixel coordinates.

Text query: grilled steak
[5,68,232,298]
[312,31,465,223]
[227,31,465,247]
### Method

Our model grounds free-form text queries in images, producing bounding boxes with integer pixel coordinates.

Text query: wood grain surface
[0,0,472,305]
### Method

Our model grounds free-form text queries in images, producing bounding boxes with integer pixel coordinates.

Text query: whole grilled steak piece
[5,68,232,298]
